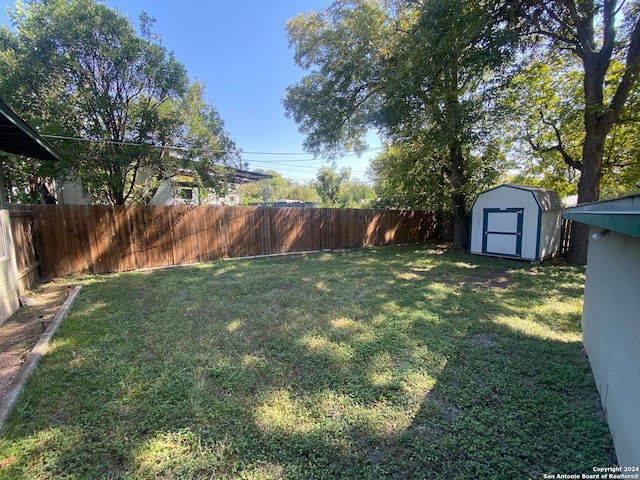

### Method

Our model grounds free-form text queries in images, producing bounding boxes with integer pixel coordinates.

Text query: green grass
[0,244,615,479]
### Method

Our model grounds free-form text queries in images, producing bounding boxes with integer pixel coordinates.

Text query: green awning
[564,194,640,238]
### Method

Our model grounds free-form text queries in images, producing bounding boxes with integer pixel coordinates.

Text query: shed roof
[0,97,62,162]
[476,184,563,211]
[563,194,640,238]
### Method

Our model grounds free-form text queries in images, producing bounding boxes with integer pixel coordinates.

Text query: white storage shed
[469,184,563,262]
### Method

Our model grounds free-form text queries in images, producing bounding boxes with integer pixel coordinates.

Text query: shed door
[482,208,523,257]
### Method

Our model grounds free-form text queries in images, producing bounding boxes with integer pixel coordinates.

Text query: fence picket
[30,205,441,279]
[8,205,575,285]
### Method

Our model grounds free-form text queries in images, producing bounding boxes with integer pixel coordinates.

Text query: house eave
[0,97,62,162]
[563,212,640,239]
[564,194,640,238]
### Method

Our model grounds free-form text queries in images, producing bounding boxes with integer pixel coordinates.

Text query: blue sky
[1,1,381,183]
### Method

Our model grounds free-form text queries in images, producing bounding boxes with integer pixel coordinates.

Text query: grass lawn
[0,244,615,479]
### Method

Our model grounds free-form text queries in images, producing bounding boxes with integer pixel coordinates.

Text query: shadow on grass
[0,244,615,479]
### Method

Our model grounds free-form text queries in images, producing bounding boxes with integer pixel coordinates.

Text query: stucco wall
[152,180,175,206]
[582,227,640,467]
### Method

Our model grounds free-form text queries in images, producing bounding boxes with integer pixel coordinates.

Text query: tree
[285,1,392,159]
[510,0,640,263]
[503,51,640,200]
[0,0,238,205]
[370,139,508,212]
[0,153,59,203]
[501,55,585,198]
[285,0,516,249]
[369,143,452,211]
[339,177,375,207]
[377,0,516,246]
[239,170,287,205]
[286,184,322,203]
[315,166,350,206]
[130,82,240,205]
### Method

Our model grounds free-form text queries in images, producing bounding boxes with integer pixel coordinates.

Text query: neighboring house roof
[474,184,564,211]
[229,169,273,184]
[175,168,272,185]
[273,199,319,208]
[0,97,62,162]
[562,194,578,207]
[564,193,640,238]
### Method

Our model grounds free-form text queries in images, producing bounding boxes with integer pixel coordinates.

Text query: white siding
[56,181,92,205]
[538,210,562,261]
[582,228,640,467]
[152,180,176,206]
[0,175,20,324]
[151,178,241,206]
[470,185,562,261]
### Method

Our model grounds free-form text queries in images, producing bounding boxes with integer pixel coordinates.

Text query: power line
[41,133,376,182]
[242,158,327,165]
[241,147,382,156]
[41,133,382,157]
[41,134,232,153]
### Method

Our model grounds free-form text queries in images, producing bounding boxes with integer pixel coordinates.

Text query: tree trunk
[452,190,469,250]
[449,144,469,250]
[566,128,605,264]
[109,164,126,205]
[566,128,604,265]
[566,41,610,264]
[561,1,640,264]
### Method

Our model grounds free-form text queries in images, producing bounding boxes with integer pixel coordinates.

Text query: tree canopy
[239,167,373,208]
[503,51,640,200]
[286,0,640,261]
[285,0,517,249]
[0,0,239,205]
[506,0,640,263]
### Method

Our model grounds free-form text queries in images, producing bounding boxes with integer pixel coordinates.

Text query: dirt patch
[468,334,498,346]
[0,284,75,399]
[467,274,512,290]
[409,268,513,290]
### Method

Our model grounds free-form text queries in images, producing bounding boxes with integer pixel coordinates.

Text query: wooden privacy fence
[8,205,40,293]
[32,205,440,279]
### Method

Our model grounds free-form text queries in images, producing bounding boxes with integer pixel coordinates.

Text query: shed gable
[472,184,562,212]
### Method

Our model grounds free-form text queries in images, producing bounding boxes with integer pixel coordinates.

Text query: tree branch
[606,13,640,128]
[561,0,594,53]
[529,110,583,170]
